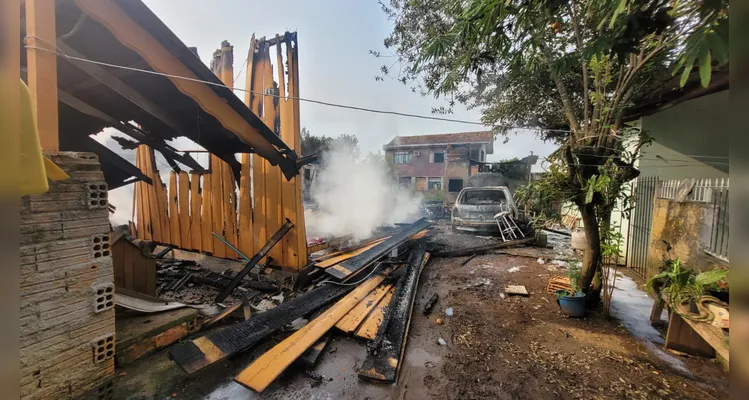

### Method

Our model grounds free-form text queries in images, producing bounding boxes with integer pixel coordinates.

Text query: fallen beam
[335,283,393,334]
[297,331,332,368]
[326,218,431,281]
[168,280,352,374]
[432,236,536,258]
[234,274,386,393]
[315,238,387,268]
[214,220,294,303]
[358,246,429,383]
[354,287,395,340]
[201,302,243,328]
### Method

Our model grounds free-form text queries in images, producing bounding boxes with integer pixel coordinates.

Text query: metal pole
[212,231,250,262]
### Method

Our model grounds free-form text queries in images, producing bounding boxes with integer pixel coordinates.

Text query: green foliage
[584,174,611,204]
[515,161,576,227]
[670,1,729,88]
[378,0,729,294]
[421,189,445,202]
[646,258,729,308]
[556,262,584,297]
[567,262,583,294]
[601,224,624,260]
[300,128,360,162]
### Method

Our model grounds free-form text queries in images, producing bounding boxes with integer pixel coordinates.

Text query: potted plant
[556,264,586,317]
[646,258,729,318]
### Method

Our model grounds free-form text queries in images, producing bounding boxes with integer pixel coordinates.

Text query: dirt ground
[413,247,728,399]
[115,227,728,399]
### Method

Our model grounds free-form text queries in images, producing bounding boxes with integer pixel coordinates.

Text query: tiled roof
[385,131,494,147]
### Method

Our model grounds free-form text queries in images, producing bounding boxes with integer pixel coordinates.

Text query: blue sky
[140,0,558,162]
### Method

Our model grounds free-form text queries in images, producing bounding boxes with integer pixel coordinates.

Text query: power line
[24,37,569,133]
[233,58,248,83]
[24,36,731,164]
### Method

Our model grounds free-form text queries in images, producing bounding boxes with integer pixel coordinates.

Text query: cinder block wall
[20,152,115,400]
[647,198,728,278]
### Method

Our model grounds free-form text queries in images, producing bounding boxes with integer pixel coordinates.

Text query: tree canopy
[377,0,729,296]
[378,0,728,142]
[300,128,360,162]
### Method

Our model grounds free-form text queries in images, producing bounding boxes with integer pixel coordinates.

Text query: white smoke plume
[306,143,420,240]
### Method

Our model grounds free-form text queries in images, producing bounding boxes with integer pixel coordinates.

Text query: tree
[378,0,728,300]
[300,128,361,163]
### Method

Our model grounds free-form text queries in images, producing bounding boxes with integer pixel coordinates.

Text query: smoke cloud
[306,143,420,240]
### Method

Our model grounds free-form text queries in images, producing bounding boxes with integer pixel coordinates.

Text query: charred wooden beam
[358,246,429,383]
[214,220,294,303]
[432,236,536,258]
[58,89,204,171]
[78,137,152,188]
[57,40,191,135]
[326,218,431,281]
[168,278,354,375]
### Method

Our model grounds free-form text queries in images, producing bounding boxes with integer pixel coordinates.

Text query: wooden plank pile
[167,218,433,392]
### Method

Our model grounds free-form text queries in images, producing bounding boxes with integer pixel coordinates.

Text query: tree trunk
[588,205,613,306]
[578,203,601,293]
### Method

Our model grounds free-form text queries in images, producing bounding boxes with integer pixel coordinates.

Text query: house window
[448,178,464,192]
[429,151,445,163]
[427,177,442,190]
[415,177,427,191]
[470,148,480,160]
[394,152,412,164]
[398,177,413,188]
[480,149,485,162]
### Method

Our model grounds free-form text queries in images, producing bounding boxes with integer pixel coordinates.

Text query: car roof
[459,186,509,192]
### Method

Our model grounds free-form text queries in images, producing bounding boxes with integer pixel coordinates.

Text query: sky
[103,0,558,224]
[137,0,558,161]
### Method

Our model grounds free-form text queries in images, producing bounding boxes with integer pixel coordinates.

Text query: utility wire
[24,36,730,165]
[24,38,569,133]
[233,57,248,83]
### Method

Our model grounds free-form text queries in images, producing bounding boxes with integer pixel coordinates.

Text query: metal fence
[626,176,658,279]
[708,180,729,260]
[659,177,729,203]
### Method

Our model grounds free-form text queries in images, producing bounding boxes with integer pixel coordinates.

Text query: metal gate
[626,176,658,278]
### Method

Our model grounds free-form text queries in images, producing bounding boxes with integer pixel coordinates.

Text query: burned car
[451,186,520,232]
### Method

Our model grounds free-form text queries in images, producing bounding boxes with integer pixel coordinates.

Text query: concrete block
[62,224,111,240]
[20,226,64,246]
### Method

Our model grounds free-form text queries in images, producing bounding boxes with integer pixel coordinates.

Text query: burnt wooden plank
[432,236,535,258]
[326,218,431,281]
[297,331,332,368]
[168,280,353,375]
[358,246,429,383]
[234,274,386,392]
[214,220,294,303]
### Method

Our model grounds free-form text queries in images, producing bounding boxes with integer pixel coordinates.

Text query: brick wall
[389,146,448,179]
[444,145,471,204]
[20,152,115,400]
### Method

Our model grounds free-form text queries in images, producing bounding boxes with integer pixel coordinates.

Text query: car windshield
[460,189,506,205]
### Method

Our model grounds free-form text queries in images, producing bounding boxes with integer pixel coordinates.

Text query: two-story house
[383,131,494,200]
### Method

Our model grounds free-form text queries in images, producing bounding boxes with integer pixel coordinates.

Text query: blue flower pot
[556,290,586,317]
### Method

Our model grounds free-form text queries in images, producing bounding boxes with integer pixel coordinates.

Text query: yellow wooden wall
[132,34,307,269]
